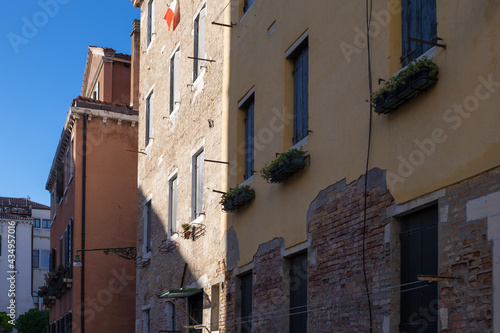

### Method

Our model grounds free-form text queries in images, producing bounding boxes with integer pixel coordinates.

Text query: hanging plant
[260,148,309,183]
[220,185,255,212]
[371,57,438,114]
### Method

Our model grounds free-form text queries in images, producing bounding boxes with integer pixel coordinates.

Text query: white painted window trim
[169,44,182,115]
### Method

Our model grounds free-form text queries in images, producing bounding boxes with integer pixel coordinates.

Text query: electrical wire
[215,281,431,329]
[362,0,375,332]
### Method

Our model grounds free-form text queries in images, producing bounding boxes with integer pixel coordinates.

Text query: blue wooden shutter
[244,100,255,180]
[402,0,436,65]
[293,46,309,144]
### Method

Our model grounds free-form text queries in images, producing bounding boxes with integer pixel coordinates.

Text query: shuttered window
[193,6,207,81]
[401,0,437,66]
[147,0,154,46]
[289,252,307,333]
[146,91,153,146]
[240,271,252,333]
[169,175,178,235]
[33,250,40,268]
[243,97,254,180]
[145,201,152,252]
[292,44,309,144]
[170,48,181,113]
[400,205,438,332]
[193,150,204,219]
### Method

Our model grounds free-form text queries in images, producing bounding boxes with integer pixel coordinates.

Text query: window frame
[401,0,437,66]
[42,219,51,229]
[193,5,207,82]
[34,218,41,228]
[170,47,181,114]
[145,200,152,253]
[147,0,155,47]
[168,174,178,236]
[192,149,204,220]
[33,249,40,268]
[238,90,255,181]
[145,90,154,147]
[239,271,253,333]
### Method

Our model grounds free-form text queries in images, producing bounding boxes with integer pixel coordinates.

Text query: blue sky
[0,1,139,206]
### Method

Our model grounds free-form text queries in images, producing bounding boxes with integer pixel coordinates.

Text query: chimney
[130,19,141,109]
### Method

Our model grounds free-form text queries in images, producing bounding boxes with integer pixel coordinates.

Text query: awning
[158,288,202,298]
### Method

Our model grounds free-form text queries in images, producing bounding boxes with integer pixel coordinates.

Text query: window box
[261,149,309,183]
[220,185,255,212]
[182,223,192,239]
[371,57,438,115]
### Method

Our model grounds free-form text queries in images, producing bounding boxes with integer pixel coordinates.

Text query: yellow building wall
[224,0,500,266]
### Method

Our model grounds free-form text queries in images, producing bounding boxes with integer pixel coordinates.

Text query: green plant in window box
[220,185,255,212]
[260,148,308,183]
[370,57,438,114]
[181,223,192,239]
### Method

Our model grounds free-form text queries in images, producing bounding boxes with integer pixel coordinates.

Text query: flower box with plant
[260,148,309,183]
[181,223,192,239]
[220,185,255,212]
[371,57,438,114]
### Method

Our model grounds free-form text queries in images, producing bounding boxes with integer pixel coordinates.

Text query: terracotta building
[44,41,139,332]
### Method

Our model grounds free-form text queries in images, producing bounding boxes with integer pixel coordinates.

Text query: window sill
[169,233,179,241]
[291,135,309,151]
[240,175,254,187]
[191,214,205,225]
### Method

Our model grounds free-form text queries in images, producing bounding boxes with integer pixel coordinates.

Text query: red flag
[164,0,178,31]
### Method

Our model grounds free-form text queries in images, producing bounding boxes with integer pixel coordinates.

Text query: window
[168,175,178,235]
[55,163,64,202]
[210,284,220,331]
[41,250,50,269]
[289,252,307,333]
[170,48,181,113]
[240,94,255,180]
[145,201,152,253]
[33,250,40,268]
[92,82,100,100]
[145,91,153,146]
[192,149,204,220]
[49,248,56,271]
[65,148,70,187]
[401,0,437,66]
[400,205,438,332]
[243,0,255,13]
[65,220,72,277]
[147,0,155,47]
[290,42,309,145]
[188,292,203,333]
[166,302,176,332]
[59,236,63,267]
[240,272,252,333]
[34,218,41,228]
[42,219,51,228]
[143,309,151,333]
[193,5,207,81]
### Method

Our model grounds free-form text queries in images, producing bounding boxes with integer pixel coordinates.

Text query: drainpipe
[81,114,87,333]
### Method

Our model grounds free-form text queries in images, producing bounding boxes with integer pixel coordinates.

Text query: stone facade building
[131,0,227,331]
